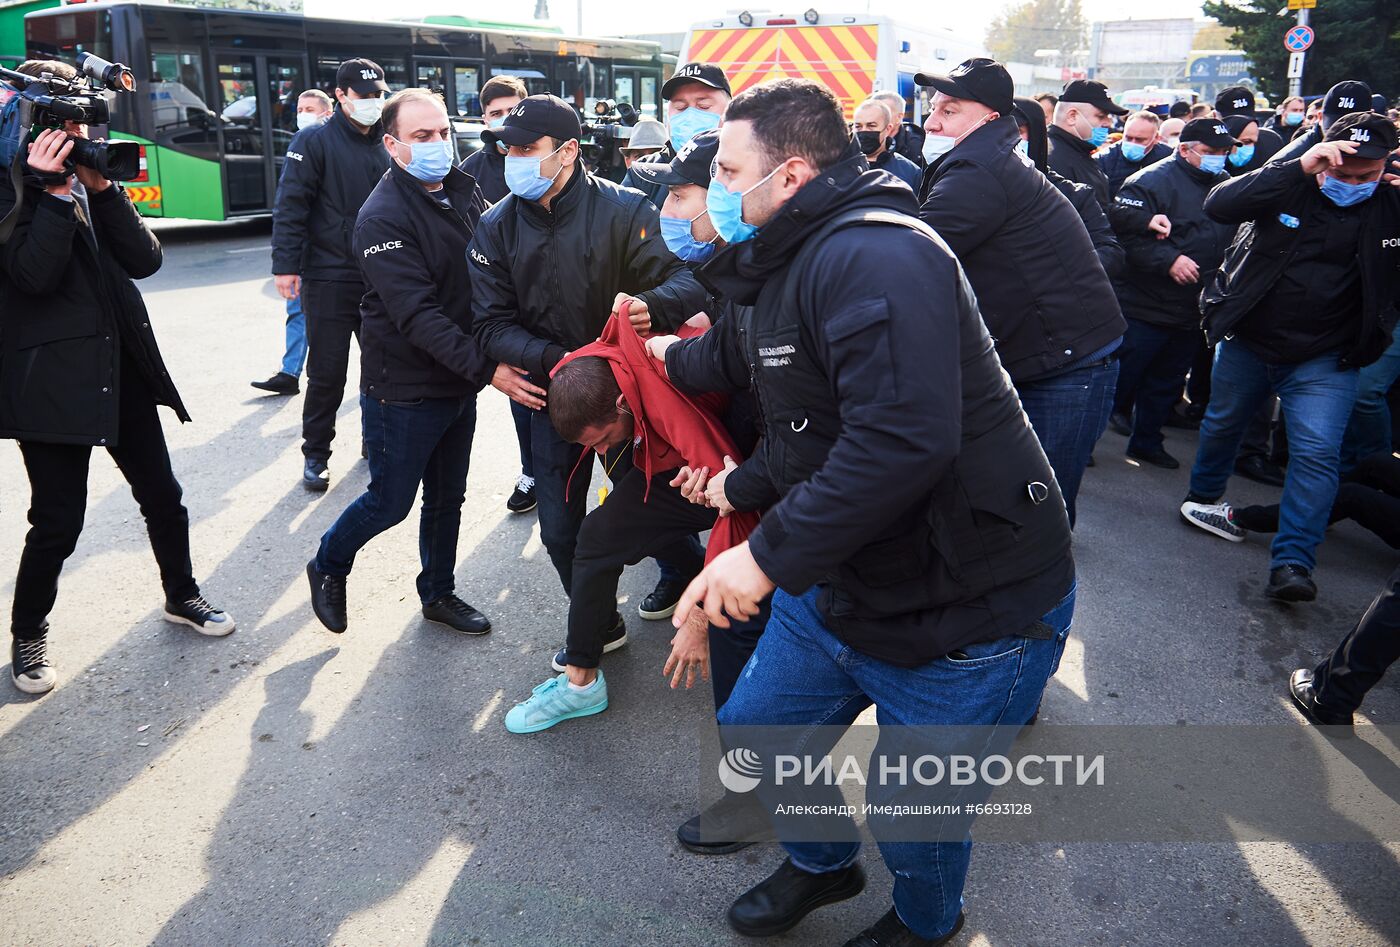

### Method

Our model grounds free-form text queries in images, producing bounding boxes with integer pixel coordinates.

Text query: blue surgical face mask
[669,106,721,151]
[1228,144,1255,168]
[1197,153,1227,175]
[706,162,783,245]
[504,141,566,201]
[392,136,455,183]
[1014,138,1030,159]
[660,208,717,262]
[1320,174,1379,207]
[1088,126,1110,148]
[1285,112,1303,127]
[487,117,505,129]
[1120,141,1147,162]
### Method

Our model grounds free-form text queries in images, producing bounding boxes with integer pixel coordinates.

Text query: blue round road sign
[1285,25,1314,52]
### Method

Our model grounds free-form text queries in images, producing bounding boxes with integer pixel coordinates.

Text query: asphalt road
[0,217,1397,947]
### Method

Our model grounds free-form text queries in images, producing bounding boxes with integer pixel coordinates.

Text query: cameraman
[0,59,234,697]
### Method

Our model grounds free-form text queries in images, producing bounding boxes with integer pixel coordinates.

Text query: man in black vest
[660,77,1075,947]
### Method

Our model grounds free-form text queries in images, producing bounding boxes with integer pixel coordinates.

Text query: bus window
[492,67,549,97]
[316,52,410,94]
[149,49,216,148]
[25,9,114,63]
[416,62,446,96]
[454,65,480,116]
[640,75,657,119]
[615,75,634,110]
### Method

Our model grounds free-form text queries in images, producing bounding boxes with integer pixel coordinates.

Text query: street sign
[1285,25,1314,52]
[1287,51,1306,79]
[1287,0,1316,9]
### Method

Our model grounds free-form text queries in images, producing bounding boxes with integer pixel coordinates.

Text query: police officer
[851,97,921,190]
[1108,118,1238,470]
[622,62,731,207]
[1048,78,1128,209]
[1181,112,1400,602]
[468,95,705,659]
[271,58,391,493]
[655,77,1074,946]
[1096,109,1171,199]
[1275,80,1373,162]
[1214,85,1283,163]
[871,89,926,167]
[917,59,1126,525]
[307,89,519,636]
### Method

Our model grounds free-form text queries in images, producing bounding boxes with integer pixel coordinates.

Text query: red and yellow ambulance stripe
[686,24,878,114]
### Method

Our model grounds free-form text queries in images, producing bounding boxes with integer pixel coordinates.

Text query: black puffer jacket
[459,143,507,204]
[0,183,185,446]
[468,164,705,377]
[1109,154,1235,328]
[271,108,391,282]
[1048,123,1110,209]
[1201,157,1400,369]
[668,153,1073,665]
[354,162,494,402]
[917,116,1125,384]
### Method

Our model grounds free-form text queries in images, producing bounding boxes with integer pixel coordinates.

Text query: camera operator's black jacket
[353,162,495,401]
[1201,157,1400,369]
[468,164,705,377]
[271,108,390,282]
[667,153,1074,666]
[0,183,185,446]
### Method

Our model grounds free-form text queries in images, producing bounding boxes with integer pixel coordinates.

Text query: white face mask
[922,113,994,163]
[348,95,384,125]
[296,112,324,131]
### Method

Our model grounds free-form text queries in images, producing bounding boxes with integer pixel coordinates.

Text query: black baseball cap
[1372,93,1389,113]
[630,128,719,188]
[482,94,582,148]
[1322,80,1372,124]
[335,58,389,95]
[1214,86,1257,117]
[1325,111,1399,159]
[1168,100,1191,119]
[1180,118,1240,149]
[1059,78,1129,116]
[663,62,731,99]
[915,58,1014,116]
[1222,114,1259,139]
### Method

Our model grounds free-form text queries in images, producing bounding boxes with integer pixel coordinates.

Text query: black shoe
[164,595,236,636]
[506,475,537,514]
[1266,565,1316,603]
[551,614,627,672]
[250,371,299,395]
[677,790,776,855]
[303,459,329,493]
[1231,504,1280,533]
[422,594,491,635]
[11,625,55,695]
[1288,669,1354,736]
[1164,404,1202,430]
[639,576,690,621]
[727,858,867,938]
[307,560,348,632]
[843,908,967,947]
[1127,446,1179,469]
[1108,412,1132,437]
[1235,455,1286,487]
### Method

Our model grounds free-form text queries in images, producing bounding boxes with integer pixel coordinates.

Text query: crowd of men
[3,47,1400,945]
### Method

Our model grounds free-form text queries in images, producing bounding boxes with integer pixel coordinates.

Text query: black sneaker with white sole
[164,595,237,636]
[11,625,55,695]
[551,614,627,672]
[1180,498,1247,543]
[422,595,491,635]
[507,475,537,514]
[639,576,690,621]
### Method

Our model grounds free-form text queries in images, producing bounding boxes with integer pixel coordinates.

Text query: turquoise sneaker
[504,672,608,734]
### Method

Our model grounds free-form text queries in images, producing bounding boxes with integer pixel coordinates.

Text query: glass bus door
[415,58,483,117]
[213,50,306,214]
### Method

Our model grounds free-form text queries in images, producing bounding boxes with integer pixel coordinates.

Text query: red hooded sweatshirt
[553,306,759,564]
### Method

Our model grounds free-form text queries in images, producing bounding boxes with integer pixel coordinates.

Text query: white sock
[566,676,600,693]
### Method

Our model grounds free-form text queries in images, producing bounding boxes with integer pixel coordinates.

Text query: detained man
[851,98,921,190]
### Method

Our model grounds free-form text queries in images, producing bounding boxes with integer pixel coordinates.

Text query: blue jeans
[316,394,477,603]
[1188,340,1359,570]
[1114,318,1200,455]
[509,399,535,480]
[281,294,308,378]
[1018,358,1119,527]
[1340,323,1400,474]
[718,583,1076,940]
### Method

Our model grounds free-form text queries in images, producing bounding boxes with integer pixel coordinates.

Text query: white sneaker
[11,632,56,695]
[1180,500,1247,543]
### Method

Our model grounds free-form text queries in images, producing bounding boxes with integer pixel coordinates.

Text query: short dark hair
[724,78,849,173]
[549,356,621,444]
[481,75,528,110]
[382,87,446,138]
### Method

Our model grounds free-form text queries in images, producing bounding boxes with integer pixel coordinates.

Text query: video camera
[2,52,141,181]
[580,98,639,183]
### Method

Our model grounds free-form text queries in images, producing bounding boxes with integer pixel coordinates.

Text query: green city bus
[14,2,665,219]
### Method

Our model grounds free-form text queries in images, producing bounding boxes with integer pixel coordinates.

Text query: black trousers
[301,278,363,463]
[11,358,198,638]
[1313,564,1400,715]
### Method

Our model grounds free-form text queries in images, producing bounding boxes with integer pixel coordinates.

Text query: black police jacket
[468,164,705,377]
[353,162,495,402]
[271,108,391,283]
[459,144,508,205]
[667,153,1074,666]
[620,142,675,209]
[0,183,185,446]
[1049,169,1125,280]
[1096,140,1172,199]
[1048,123,1111,209]
[1109,155,1236,329]
[917,117,1125,384]
[1201,157,1400,369]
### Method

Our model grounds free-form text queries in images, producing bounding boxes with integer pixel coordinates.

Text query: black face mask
[855,130,885,156]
